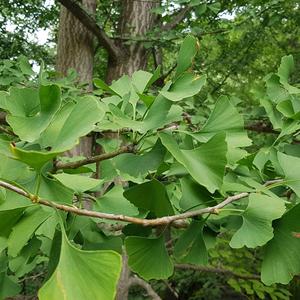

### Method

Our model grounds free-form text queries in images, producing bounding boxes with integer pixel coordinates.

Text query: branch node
[29,194,40,203]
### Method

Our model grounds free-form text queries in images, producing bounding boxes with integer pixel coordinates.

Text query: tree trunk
[56,0,96,85]
[56,0,96,157]
[106,0,159,83]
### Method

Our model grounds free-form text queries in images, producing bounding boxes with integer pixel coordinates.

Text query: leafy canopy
[0,37,300,298]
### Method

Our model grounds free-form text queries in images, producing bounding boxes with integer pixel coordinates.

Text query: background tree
[0,1,300,299]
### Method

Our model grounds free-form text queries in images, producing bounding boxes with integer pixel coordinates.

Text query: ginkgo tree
[0,36,300,299]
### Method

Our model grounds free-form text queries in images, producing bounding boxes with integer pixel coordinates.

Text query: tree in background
[0,1,300,299]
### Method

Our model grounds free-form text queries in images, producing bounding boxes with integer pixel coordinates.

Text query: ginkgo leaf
[38,229,122,300]
[189,96,251,164]
[261,204,300,285]
[10,143,62,171]
[8,206,51,257]
[174,220,208,265]
[230,194,285,248]
[95,185,138,216]
[53,173,103,194]
[125,236,174,280]
[175,35,199,78]
[38,96,104,151]
[160,132,227,193]
[277,152,300,197]
[124,179,174,217]
[7,85,61,142]
[160,73,206,101]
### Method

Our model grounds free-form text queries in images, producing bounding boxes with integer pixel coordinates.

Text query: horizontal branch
[54,145,135,170]
[57,0,121,59]
[0,179,249,227]
[175,264,260,280]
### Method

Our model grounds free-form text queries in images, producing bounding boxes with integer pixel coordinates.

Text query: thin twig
[54,145,135,170]
[0,179,249,227]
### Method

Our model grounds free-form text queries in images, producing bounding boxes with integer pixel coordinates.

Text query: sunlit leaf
[230,194,285,248]
[39,229,122,300]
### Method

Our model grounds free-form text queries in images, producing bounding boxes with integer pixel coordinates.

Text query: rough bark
[56,0,96,157]
[106,0,159,83]
[56,0,96,84]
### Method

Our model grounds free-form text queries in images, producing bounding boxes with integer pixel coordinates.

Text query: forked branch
[57,0,121,59]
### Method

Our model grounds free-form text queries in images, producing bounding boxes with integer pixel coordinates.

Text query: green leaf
[53,173,103,194]
[7,85,61,142]
[276,99,300,119]
[261,204,300,285]
[230,194,285,248]
[114,139,166,177]
[93,78,116,94]
[174,220,208,265]
[190,96,251,164]
[124,179,174,217]
[160,132,227,193]
[265,74,289,103]
[2,87,39,116]
[131,70,153,93]
[277,55,300,94]
[10,143,61,171]
[95,185,139,216]
[110,75,131,97]
[38,175,74,204]
[0,206,28,238]
[0,273,21,298]
[175,35,199,78]
[18,56,34,76]
[38,230,122,300]
[160,73,206,101]
[142,96,182,131]
[8,206,51,257]
[125,236,174,280]
[277,152,300,197]
[38,96,104,151]
[179,177,214,211]
[99,96,182,133]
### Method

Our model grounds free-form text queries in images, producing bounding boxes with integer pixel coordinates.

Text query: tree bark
[106,0,159,83]
[56,0,96,85]
[56,0,96,157]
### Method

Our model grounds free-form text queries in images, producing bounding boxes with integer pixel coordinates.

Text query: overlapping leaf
[230,194,285,248]
[124,179,174,217]
[39,230,122,300]
[261,204,300,285]
[160,73,206,102]
[125,236,174,280]
[277,152,300,197]
[160,132,227,193]
[174,220,208,265]
[6,85,61,142]
[190,96,251,164]
[38,96,105,151]
[53,173,103,194]
[95,185,139,216]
